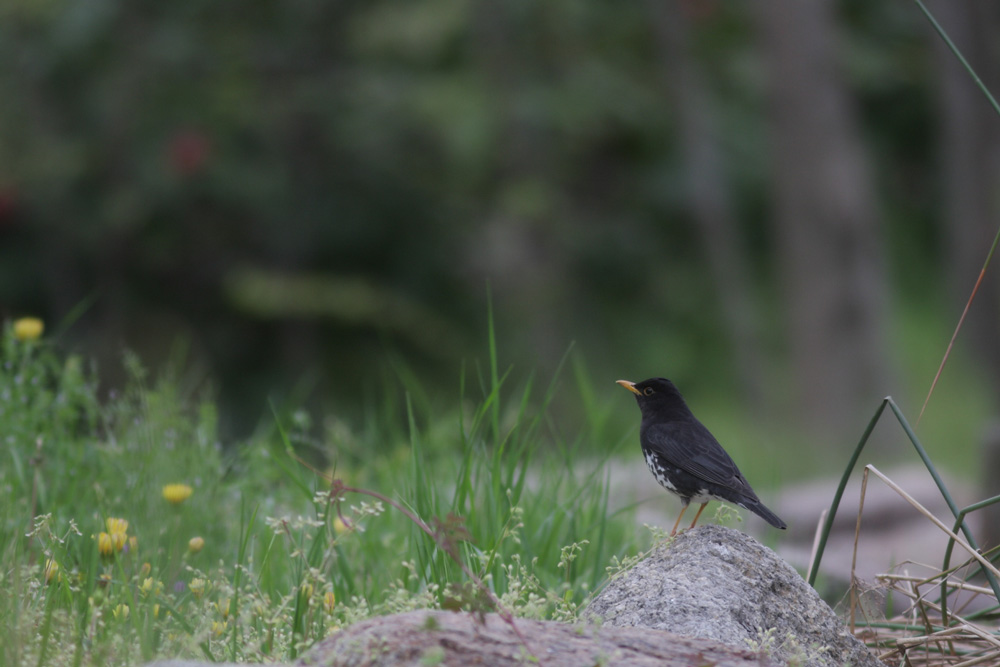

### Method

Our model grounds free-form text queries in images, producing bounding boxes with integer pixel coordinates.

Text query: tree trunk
[753,0,894,435]
[647,0,768,410]
[466,0,569,368]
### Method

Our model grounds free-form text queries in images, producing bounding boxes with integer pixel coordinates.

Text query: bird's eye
[643,387,654,396]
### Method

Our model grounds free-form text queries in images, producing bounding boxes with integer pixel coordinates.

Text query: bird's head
[616,377,688,419]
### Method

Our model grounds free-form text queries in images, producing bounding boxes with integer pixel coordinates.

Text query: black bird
[617,377,787,535]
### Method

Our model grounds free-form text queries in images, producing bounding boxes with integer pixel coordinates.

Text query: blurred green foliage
[0,0,956,434]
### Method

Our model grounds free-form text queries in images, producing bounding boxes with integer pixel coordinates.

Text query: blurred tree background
[1,0,999,449]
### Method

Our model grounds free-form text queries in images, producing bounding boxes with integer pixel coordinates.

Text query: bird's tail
[744,499,787,530]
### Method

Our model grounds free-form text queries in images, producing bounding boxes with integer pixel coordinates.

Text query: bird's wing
[643,421,757,498]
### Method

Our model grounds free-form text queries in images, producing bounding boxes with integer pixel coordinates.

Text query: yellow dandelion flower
[43,559,60,584]
[97,532,114,556]
[188,536,205,553]
[211,619,228,637]
[140,577,154,596]
[162,484,193,505]
[105,517,129,535]
[189,577,206,599]
[127,535,138,553]
[110,531,127,553]
[13,317,44,342]
[300,582,314,601]
[323,591,336,614]
[113,603,130,620]
[96,518,129,557]
[216,598,230,620]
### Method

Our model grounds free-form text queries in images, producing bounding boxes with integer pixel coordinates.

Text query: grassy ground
[2,302,993,666]
[0,324,651,666]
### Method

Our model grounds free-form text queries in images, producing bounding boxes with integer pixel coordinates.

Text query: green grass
[3,294,993,666]
[0,322,647,666]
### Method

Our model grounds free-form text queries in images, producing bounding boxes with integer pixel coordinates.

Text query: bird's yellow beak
[616,379,640,395]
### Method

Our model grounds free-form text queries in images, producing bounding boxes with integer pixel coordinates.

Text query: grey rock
[585,524,885,667]
[298,608,778,666]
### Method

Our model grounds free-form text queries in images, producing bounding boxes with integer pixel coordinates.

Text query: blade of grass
[267,400,315,500]
[454,360,474,514]
[332,543,357,600]
[939,494,1000,624]
[911,0,1000,426]
[230,500,260,661]
[589,467,613,592]
[849,466,871,634]
[486,284,501,447]
[883,400,1000,604]
[36,567,59,667]
[49,291,99,342]
[807,398,888,585]
[886,401,967,534]
[915,232,1000,426]
[913,0,1000,117]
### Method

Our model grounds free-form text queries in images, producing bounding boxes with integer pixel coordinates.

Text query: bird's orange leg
[670,504,689,536]
[687,502,709,530]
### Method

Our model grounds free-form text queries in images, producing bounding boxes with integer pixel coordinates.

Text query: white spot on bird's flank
[645,451,678,494]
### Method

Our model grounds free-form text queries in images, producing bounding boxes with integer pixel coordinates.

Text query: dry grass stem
[850,467,1000,666]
